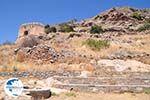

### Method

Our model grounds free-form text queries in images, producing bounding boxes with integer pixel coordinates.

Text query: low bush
[44,25,57,34]
[90,25,103,34]
[129,7,137,12]
[84,39,110,50]
[59,24,75,32]
[131,13,143,20]
[137,23,150,32]
[44,24,50,29]
[49,27,57,33]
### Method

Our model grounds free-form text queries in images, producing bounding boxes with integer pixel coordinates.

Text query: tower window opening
[24,31,29,36]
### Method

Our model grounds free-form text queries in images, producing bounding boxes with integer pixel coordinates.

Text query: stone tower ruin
[16,22,45,44]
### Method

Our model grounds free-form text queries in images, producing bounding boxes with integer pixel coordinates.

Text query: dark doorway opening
[24,31,29,36]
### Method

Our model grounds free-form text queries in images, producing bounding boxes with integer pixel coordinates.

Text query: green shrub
[59,24,75,32]
[137,23,150,32]
[84,39,110,50]
[44,24,50,29]
[90,25,103,34]
[129,7,137,12]
[49,27,57,32]
[44,25,57,34]
[131,13,143,20]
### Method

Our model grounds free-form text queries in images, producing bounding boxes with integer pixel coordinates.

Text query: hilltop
[79,7,150,32]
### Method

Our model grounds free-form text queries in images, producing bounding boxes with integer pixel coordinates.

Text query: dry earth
[49,93,150,100]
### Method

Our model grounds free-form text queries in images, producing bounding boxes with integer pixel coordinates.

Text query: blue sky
[0,0,150,43]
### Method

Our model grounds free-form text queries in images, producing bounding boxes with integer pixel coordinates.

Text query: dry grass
[0,44,94,72]
[45,33,121,59]
[0,34,150,72]
[0,61,56,72]
[118,34,150,53]
[0,60,94,72]
[74,41,120,59]
[56,36,119,59]
[71,34,150,58]
[16,50,26,62]
[50,92,150,100]
[118,34,150,64]
[0,45,16,71]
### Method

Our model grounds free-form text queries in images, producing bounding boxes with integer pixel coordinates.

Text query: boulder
[27,89,51,100]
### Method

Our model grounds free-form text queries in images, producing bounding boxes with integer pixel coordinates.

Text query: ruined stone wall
[16,22,45,43]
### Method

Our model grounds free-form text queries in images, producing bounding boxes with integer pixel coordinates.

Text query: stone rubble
[108,50,150,60]
[16,44,60,64]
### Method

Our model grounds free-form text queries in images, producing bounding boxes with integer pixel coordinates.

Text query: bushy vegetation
[129,7,137,12]
[94,15,100,20]
[59,24,75,32]
[84,39,110,50]
[44,25,57,34]
[137,22,150,32]
[131,13,143,20]
[90,25,103,34]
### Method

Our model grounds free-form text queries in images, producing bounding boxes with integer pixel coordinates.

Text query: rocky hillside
[0,7,149,70]
[78,7,150,32]
[0,7,150,99]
